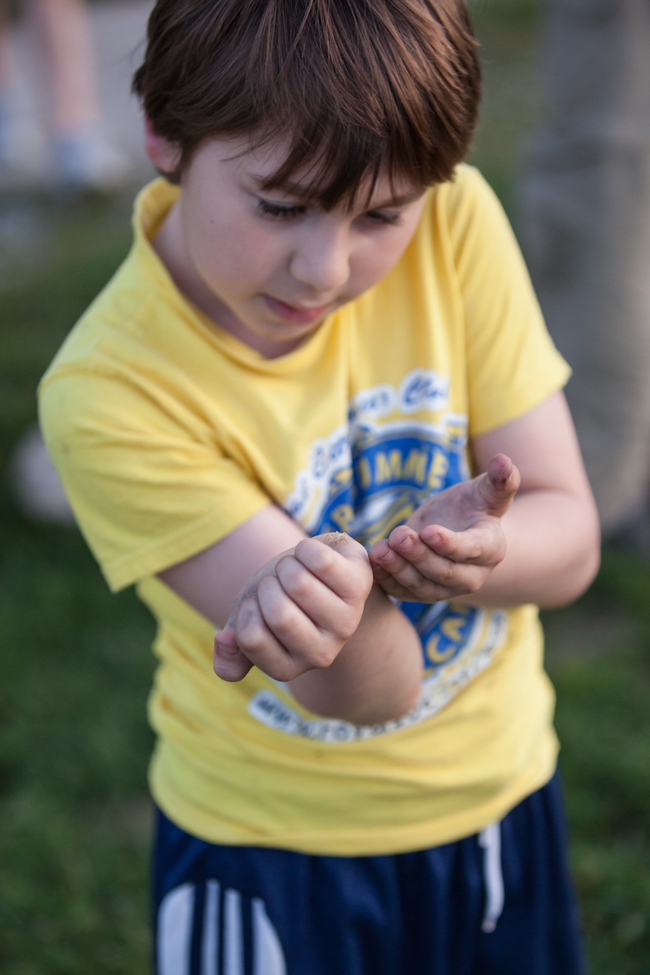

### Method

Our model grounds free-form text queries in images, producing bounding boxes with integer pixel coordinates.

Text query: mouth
[263,294,332,325]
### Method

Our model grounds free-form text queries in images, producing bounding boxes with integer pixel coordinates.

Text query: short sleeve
[38,369,270,591]
[444,167,571,438]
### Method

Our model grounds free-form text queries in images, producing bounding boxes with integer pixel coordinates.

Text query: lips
[263,294,332,325]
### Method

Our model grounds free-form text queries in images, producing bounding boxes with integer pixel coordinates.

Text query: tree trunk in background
[519,0,650,536]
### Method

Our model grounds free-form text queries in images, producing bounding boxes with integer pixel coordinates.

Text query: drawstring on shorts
[478,821,504,933]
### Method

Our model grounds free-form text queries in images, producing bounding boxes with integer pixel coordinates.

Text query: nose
[289,218,351,295]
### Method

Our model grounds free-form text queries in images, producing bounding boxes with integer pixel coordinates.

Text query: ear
[144,117,182,174]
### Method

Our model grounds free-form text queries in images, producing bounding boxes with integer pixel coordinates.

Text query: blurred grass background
[1,0,650,971]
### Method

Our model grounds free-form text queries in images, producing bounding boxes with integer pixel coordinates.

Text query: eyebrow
[250,176,423,210]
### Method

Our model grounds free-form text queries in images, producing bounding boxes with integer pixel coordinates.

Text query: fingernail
[421,530,441,545]
[397,535,414,550]
[379,549,395,562]
[215,638,239,657]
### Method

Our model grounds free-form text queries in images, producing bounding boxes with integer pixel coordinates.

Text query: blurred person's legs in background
[0,4,16,164]
[520,0,650,543]
[29,0,99,136]
[1,0,134,522]
[0,0,130,188]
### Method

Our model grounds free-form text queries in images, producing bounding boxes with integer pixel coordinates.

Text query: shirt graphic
[248,372,509,740]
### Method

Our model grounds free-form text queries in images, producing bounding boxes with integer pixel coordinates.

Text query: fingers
[214,536,372,683]
[250,542,368,669]
[216,593,301,683]
[371,527,487,601]
[418,519,505,566]
[316,531,368,560]
[370,519,505,602]
[395,524,481,563]
[375,520,501,568]
[256,575,327,660]
[214,629,253,682]
[234,589,316,681]
[474,454,520,518]
[228,577,342,681]
[274,553,358,637]
[370,458,518,604]
[294,535,373,604]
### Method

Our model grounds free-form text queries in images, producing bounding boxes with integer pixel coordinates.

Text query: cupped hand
[214,532,373,683]
[369,454,520,603]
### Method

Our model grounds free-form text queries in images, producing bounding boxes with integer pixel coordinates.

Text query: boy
[38,1,600,972]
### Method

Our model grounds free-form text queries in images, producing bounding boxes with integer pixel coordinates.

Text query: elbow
[541,521,601,609]
[341,682,422,727]
[559,545,601,607]
[291,678,421,727]
[572,509,602,599]
[584,534,602,591]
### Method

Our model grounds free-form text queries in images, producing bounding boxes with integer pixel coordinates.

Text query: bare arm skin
[160,390,598,724]
[369,391,601,608]
[159,504,307,626]
[159,508,423,725]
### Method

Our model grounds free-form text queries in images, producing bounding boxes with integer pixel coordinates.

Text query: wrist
[288,583,423,724]
[225,546,297,630]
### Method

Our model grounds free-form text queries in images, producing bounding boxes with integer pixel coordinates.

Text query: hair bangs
[134,0,481,196]
[249,121,393,213]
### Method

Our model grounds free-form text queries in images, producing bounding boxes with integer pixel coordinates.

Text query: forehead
[198,134,424,210]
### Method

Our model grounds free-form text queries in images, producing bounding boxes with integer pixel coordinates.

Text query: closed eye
[257,198,306,220]
[363,209,402,227]
[257,197,403,227]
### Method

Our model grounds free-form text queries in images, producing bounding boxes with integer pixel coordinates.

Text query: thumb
[214,629,253,682]
[313,530,368,563]
[474,453,520,518]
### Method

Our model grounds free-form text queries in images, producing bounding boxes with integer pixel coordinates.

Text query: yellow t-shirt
[39,167,570,855]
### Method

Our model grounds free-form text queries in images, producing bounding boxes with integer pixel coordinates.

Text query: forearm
[159,504,307,629]
[289,584,423,725]
[463,487,600,608]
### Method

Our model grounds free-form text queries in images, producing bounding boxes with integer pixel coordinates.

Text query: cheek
[352,197,427,290]
[189,210,280,288]
[353,232,415,291]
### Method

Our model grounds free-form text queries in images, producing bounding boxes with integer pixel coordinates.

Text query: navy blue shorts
[153,770,587,975]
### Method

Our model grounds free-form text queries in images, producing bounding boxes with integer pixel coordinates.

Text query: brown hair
[133,0,480,208]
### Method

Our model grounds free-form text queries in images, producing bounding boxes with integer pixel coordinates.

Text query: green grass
[1,1,650,971]
[0,195,155,973]
[544,554,650,973]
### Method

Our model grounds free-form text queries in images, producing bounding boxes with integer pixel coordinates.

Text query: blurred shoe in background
[52,122,132,191]
[0,0,138,192]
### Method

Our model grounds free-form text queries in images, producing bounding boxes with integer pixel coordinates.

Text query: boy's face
[150,134,428,355]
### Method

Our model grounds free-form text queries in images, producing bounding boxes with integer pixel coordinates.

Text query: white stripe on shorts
[158,882,195,975]
[252,897,287,975]
[478,821,505,933]
[157,880,287,975]
[201,880,220,975]
[224,888,244,975]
